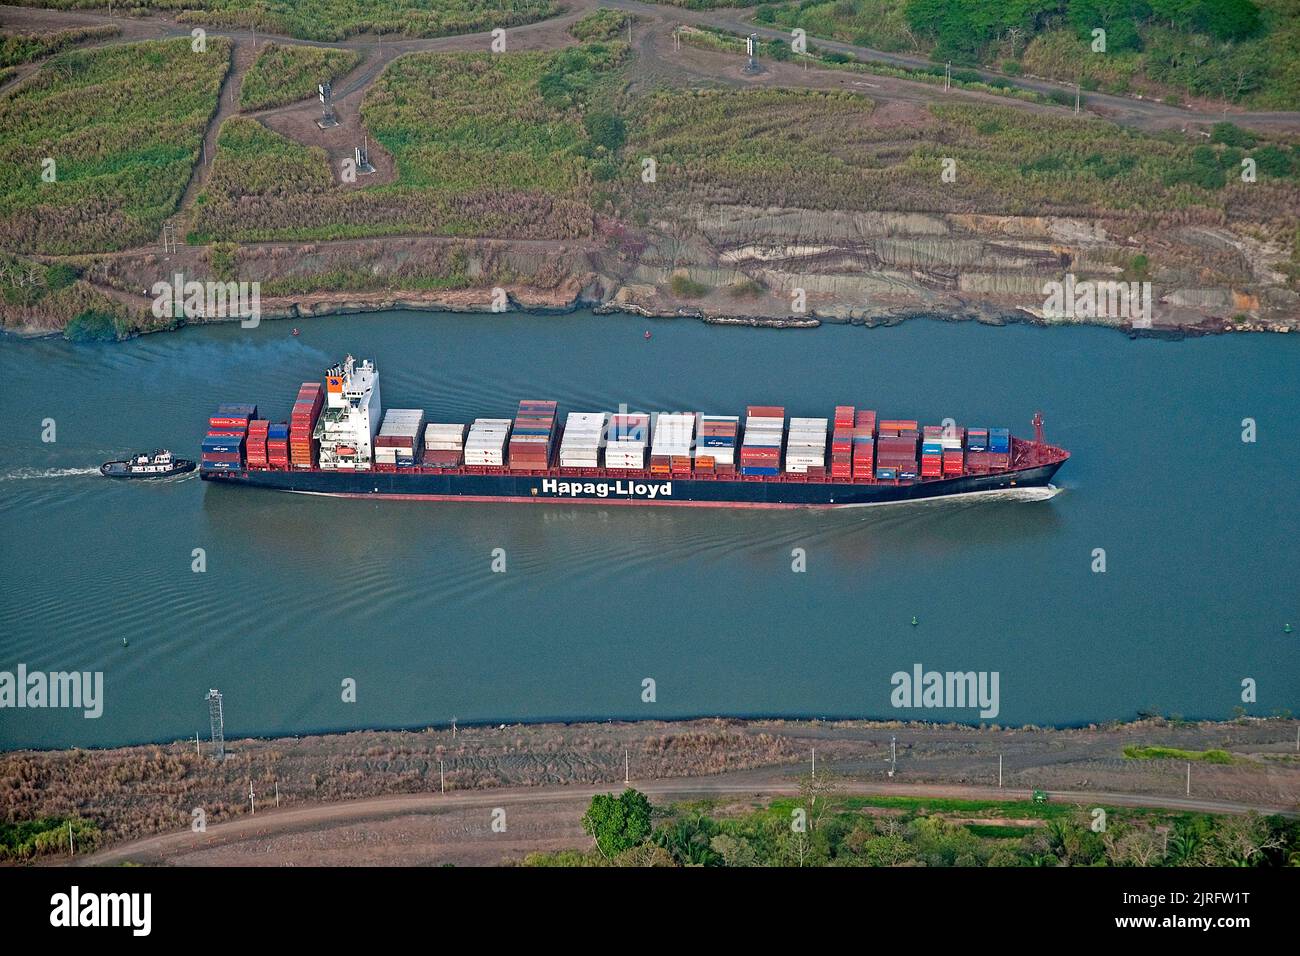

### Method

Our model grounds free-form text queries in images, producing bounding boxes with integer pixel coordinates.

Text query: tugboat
[100,449,196,479]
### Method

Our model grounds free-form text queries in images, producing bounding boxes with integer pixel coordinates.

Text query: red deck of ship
[253,437,1070,483]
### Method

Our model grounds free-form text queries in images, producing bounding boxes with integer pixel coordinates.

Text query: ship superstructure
[315,355,382,471]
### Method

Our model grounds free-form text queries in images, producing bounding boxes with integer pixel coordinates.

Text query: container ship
[198,355,1069,508]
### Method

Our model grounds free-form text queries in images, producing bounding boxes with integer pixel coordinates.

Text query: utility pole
[811,746,815,778]
[248,779,256,815]
[1075,80,1081,114]
[888,735,896,778]
[944,61,951,92]
[275,781,279,808]
[452,716,457,739]
[627,18,632,45]
[624,748,630,785]
[998,754,1003,788]
[68,821,74,858]
[1186,762,1191,796]
[195,732,200,757]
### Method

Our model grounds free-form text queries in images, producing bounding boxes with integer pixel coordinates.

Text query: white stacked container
[650,412,695,458]
[785,416,828,473]
[375,409,425,465]
[425,423,467,450]
[559,411,607,468]
[464,418,511,466]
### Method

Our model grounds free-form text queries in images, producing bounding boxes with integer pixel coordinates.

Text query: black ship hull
[201,458,1066,509]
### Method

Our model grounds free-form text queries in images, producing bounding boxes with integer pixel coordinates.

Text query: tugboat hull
[100,459,196,479]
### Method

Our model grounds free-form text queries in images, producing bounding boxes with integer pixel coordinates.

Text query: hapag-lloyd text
[541,479,673,499]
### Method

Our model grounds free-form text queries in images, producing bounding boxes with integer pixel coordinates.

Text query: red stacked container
[746,405,785,419]
[246,419,269,469]
[289,383,323,469]
[943,449,964,476]
[831,405,854,480]
[509,400,556,470]
[852,409,876,478]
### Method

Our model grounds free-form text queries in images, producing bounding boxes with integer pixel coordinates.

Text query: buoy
[122,638,129,647]
[291,328,300,336]
[910,616,919,627]
[644,330,652,340]
[1286,623,1294,634]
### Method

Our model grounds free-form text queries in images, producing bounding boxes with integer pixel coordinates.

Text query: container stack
[965,427,989,472]
[942,427,964,476]
[200,403,256,472]
[876,419,919,480]
[424,423,466,468]
[465,419,511,467]
[785,417,828,475]
[694,414,738,476]
[509,400,557,470]
[650,413,695,477]
[740,405,784,476]
[989,427,1011,470]
[559,412,607,468]
[605,413,650,470]
[267,422,289,469]
[375,409,425,470]
[290,383,323,469]
[830,406,854,480]
[245,419,269,470]
[921,425,944,479]
[853,409,876,479]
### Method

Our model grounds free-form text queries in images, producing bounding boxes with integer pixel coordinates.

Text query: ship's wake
[0,467,101,481]
[838,483,1064,509]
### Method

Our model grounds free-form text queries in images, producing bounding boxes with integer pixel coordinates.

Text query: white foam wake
[0,467,102,481]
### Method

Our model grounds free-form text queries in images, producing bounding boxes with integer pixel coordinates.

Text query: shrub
[64,309,120,342]
[670,274,710,298]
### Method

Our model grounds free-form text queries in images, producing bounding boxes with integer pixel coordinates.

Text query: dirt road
[78,773,1298,867]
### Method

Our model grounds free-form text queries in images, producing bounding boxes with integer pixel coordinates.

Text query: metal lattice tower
[206,688,225,760]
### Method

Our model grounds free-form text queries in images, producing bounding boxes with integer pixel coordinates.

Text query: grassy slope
[11,0,559,43]
[239,42,362,111]
[193,44,628,243]
[0,24,120,68]
[0,37,231,254]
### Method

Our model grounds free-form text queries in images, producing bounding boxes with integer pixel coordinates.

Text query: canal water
[1,312,1296,748]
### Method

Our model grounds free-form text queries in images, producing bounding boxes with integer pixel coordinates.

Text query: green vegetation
[14,0,560,43]
[0,38,231,254]
[676,24,1049,105]
[196,45,628,242]
[238,43,361,111]
[581,787,654,858]
[0,24,119,67]
[0,816,100,860]
[625,87,883,212]
[530,785,1300,867]
[670,273,710,297]
[624,87,1297,230]
[569,8,636,43]
[1124,745,1237,763]
[64,307,121,342]
[741,0,1299,107]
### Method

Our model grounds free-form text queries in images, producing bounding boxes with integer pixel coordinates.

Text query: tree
[710,833,758,867]
[1208,813,1284,866]
[581,788,653,860]
[797,768,840,833]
